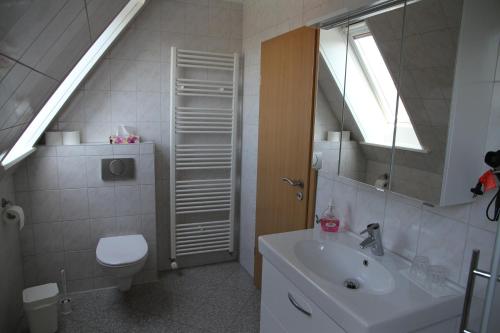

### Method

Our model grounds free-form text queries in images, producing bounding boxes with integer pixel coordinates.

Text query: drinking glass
[426,265,447,291]
[410,256,429,281]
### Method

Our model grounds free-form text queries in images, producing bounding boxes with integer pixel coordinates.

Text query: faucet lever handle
[360,223,380,236]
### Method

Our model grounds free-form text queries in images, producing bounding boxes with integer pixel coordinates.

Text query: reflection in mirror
[392,0,463,204]
[314,4,409,190]
[313,25,347,182]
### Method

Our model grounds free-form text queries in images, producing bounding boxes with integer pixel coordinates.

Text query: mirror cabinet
[313,0,499,206]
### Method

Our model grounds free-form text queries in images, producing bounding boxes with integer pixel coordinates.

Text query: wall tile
[15,191,32,223]
[136,61,161,92]
[417,211,467,282]
[111,91,137,122]
[137,122,162,143]
[85,144,113,156]
[331,179,358,231]
[185,3,209,36]
[85,91,111,123]
[36,252,64,284]
[60,189,89,220]
[141,214,156,242]
[23,256,38,287]
[27,157,59,190]
[90,217,117,247]
[13,163,29,191]
[137,92,162,122]
[383,196,422,259]
[139,154,155,185]
[57,156,87,189]
[135,30,161,62]
[82,122,112,143]
[63,219,91,251]
[56,145,86,157]
[110,60,137,91]
[112,144,140,155]
[140,185,156,214]
[352,186,387,234]
[20,225,35,256]
[115,185,140,216]
[88,187,116,218]
[33,222,64,253]
[86,156,112,187]
[64,250,94,280]
[116,215,141,235]
[31,190,61,223]
[161,0,186,33]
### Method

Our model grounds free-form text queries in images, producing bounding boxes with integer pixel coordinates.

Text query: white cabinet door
[261,259,346,333]
[260,303,287,333]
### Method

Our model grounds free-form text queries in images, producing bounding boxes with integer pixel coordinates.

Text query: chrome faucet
[359,223,384,256]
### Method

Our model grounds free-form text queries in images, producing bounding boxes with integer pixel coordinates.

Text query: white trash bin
[23,283,59,333]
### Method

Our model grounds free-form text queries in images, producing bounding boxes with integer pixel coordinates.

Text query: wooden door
[254,27,319,288]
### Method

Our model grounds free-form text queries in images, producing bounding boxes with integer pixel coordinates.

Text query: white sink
[294,239,395,294]
[259,229,464,333]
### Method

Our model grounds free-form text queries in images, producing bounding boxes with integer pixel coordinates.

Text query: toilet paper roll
[62,131,80,145]
[327,131,341,142]
[45,131,63,145]
[2,205,25,230]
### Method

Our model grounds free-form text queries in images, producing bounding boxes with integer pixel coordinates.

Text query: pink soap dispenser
[319,200,340,233]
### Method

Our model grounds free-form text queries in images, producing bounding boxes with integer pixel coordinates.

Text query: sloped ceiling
[0,0,128,160]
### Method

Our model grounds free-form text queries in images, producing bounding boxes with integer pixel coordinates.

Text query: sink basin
[259,230,464,333]
[294,239,395,294]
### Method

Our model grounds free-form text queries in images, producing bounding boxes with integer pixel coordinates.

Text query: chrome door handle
[281,177,304,188]
[287,292,311,316]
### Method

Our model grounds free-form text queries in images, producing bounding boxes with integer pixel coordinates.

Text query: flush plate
[101,158,135,180]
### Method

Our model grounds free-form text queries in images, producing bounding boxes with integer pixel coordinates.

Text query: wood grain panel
[254,26,319,287]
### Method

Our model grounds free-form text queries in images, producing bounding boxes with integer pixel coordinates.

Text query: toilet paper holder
[1,198,10,207]
[1,198,16,219]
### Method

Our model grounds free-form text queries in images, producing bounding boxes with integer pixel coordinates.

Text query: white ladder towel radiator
[169,47,239,267]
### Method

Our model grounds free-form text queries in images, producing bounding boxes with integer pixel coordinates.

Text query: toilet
[96,234,148,291]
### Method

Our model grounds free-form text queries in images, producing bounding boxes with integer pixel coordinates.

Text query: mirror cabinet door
[390,0,463,204]
[314,26,348,181]
[339,5,407,188]
[315,4,407,189]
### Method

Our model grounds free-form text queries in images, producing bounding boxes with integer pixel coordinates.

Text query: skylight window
[1,0,145,169]
[320,24,423,151]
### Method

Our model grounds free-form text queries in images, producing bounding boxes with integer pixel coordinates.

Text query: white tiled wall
[14,143,156,292]
[50,0,243,269]
[0,175,23,332]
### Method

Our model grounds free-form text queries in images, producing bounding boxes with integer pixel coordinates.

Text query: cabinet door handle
[287,292,311,316]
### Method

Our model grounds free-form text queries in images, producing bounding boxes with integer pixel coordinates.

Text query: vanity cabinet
[260,259,346,333]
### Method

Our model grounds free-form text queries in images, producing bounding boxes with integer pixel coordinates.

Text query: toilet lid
[96,234,148,266]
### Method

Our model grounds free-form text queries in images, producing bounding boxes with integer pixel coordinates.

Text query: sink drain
[343,279,361,290]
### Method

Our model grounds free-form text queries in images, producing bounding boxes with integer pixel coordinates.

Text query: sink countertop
[259,229,464,333]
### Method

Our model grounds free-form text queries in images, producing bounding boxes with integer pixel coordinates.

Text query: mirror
[391,0,463,204]
[315,3,406,188]
[314,0,464,205]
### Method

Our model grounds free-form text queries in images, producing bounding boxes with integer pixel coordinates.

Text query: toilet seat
[96,234,148,267]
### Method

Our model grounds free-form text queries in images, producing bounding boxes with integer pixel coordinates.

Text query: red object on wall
[479,170,497,192]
